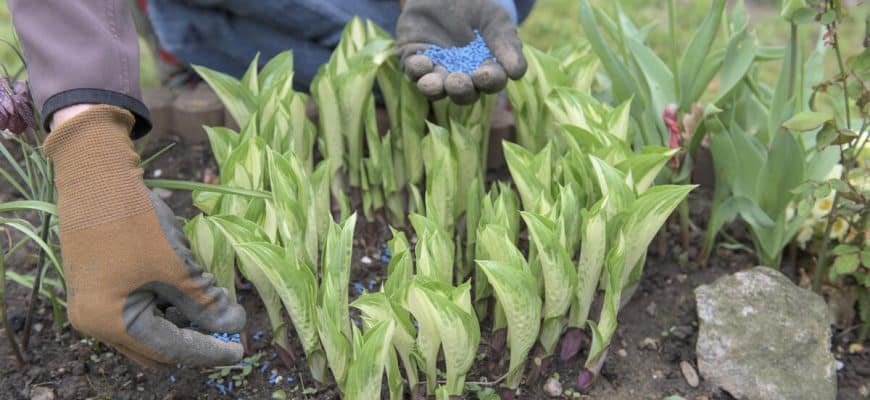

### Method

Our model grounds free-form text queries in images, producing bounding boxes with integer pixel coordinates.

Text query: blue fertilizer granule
[420,30,495,74]
[252,330,264,342]
[212,332,241,343]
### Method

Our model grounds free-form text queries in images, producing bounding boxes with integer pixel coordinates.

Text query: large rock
[695,267,837,400]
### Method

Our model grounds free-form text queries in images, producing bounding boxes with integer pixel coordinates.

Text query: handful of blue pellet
[211,332,241,343]
[420,30,495,74]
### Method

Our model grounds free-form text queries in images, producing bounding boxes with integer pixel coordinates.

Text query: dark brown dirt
[2,135,868,400]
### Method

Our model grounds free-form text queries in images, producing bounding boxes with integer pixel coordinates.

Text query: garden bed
[1,137,867,400]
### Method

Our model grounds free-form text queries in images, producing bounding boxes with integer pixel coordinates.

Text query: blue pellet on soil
[211,332,241,343]
[252,330,264,342]
[420,30,495,74]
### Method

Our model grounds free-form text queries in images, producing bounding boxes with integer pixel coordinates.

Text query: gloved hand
[45,105,246,368]
[396,0,528,105]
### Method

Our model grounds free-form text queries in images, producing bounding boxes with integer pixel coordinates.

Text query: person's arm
[8,0,151,137]
[7,2,245,368]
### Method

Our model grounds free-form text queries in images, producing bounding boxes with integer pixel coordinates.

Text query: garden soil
[2,136,868,400]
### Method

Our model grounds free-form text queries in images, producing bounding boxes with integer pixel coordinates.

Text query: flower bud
[0,78,37,135]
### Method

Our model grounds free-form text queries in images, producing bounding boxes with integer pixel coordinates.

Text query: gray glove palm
[396,0,527,105]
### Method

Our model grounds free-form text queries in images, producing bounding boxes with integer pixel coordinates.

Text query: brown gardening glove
[396,0,527,105]
[45,105,246,368]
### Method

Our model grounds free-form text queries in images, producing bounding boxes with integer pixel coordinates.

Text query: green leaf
[678,0,726,109]
[344,321,395,400]
[522,212,576,321]
[144,179,270,199]
[476,258,541,389]
[193,64,255,126]
[259,50,294,90]
[233,242,323,377]
[402,279,480,395]
[791,7,818,24]
[832,244,859,256]
[0,200,57,215]
[832,254,860,277]
[782,111,833,131]
[240,53,261,97]
[572,198,607,329]
[780,0,808,20]
[586,232,626,368]
[715,27,757,103]
[204,126,240,167]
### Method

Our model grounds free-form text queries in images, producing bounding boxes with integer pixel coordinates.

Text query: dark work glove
[396,0,528,105]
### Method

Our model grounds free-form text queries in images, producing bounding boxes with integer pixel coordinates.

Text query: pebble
[680,361,700,387]
[836,360,844,371]
[543,377,563,397]
[670,325,694,340]
[360,256,373,265]
[652,369,665,380]
[155,188,173,199]
[33,323,44,333]
[645,302,657,317]
[616,349,628,358]
[848,343,864,353]
[29,386,55,400]
[859,385,869,397]
[639,337,658,351]
[153,169,163,178]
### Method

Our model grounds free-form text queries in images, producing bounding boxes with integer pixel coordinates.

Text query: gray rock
[543,377,562,397]
[695,267,837,400]
[29,387,55,400]
[680,360,700,388]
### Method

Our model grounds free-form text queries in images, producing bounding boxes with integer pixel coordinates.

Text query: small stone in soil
[645,302,657,317]
[639,337,658,351]
[543,377,563,397]
[617,348,628,358]
[29,386,55,400]
[670,325,694,340]
[360,256,373,265]
[680,360,700,387]
[848,343,864,353]
[155,188,173,199]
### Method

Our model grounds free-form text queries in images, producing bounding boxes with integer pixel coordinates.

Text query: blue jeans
[146,0,535,91]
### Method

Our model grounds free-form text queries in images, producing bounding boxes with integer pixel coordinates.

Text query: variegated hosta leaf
[476,258,542,389]
[402,278,480,395]
[570,198,608,329]
[344,321,396,400]
[218,137,267,217]
[352,291,419,389]
[232,242,325,381]
[556,184,583,256]
[384,228,413,298]
[267,149,318,268]
[421,123,458,232]
[503,141,554,214]
[318,305,352,386]
[320,214,357,339]
[409,214,454,284]
[521,212,576,320]
[589,156,634,219]
[209,216,292,354]
[586,232,626,368]
[621,185,695,288]
[184,215,236,300]
[615,146,678,194]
